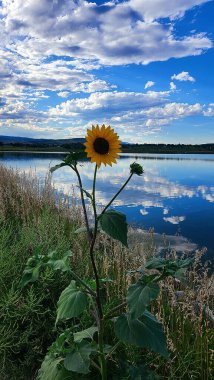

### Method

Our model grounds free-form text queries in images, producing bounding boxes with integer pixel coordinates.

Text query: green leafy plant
[21,126,194,380]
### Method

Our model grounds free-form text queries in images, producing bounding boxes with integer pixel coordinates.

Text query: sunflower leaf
[76,185,92,199]
[128,364,158,380]
[64,341,94,374]
[56,281,88,323]
[114,311,168,357]
[50,163,67,173]
[99,210,128,247]
[64,151,86,165]
[74,227,88,234]
[50,152,86,173]
[127,278,160,318]
[37,354,71,380]
[47,251,72,273]
[73,326,98,343]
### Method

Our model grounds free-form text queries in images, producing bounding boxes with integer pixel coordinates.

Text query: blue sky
[0,0,213,143]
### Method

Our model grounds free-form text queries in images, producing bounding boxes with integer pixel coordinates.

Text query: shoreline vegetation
[0,142,214,154]
[0,164,213,379]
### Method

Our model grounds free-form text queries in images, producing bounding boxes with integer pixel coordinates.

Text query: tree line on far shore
[0,141,214,154]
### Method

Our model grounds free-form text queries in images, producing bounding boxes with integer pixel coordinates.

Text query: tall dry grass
[0,165,83,379]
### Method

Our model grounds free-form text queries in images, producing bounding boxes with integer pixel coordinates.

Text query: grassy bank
[0,165,213,379]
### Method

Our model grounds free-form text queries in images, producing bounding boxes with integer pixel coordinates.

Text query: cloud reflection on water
[132,229,197,254]
[1,152,214,257]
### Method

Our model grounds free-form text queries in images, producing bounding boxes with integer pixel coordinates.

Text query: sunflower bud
[130,162,144,176]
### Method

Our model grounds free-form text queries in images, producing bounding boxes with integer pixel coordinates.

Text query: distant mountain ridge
[0,135,86,145]
[0,135,130,146]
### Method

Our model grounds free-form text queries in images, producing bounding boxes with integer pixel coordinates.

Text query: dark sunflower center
[93,137,109,154]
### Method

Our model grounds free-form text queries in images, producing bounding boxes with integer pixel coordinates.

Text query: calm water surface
[1,152,214,261]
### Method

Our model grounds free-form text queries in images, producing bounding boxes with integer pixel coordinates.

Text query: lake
[0,152,214,262]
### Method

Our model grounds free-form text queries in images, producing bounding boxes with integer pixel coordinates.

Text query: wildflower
[84,124,121,168]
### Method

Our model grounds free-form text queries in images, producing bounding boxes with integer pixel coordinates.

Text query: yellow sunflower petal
[85,135,95,142]
[106,156,116,165]
[87,128,96,138]
[109,148,121,154]
[101,124,106,135]
[107,156,115,165]
[109,152,120,159]
[101,125,113,139]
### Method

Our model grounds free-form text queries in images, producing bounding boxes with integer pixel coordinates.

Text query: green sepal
[130,162,144,176]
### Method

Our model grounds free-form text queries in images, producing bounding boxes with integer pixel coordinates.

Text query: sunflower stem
[69,269,96,297]
[74,165,92,243]
[90,166,102,318]
[90,164,107,380]
[100,173,133,215]
[104,301,127,319]
[92,164,98,219]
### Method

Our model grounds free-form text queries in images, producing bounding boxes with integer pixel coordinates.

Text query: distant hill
[0,135,85,145]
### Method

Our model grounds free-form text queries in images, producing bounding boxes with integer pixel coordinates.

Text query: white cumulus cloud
[1,0,212,66]
[145,81,155,89]
[170,82,176,91]
[129,0,211,21]
[0,0,213,138]
[57,91,70,98]
[171,71,196,82]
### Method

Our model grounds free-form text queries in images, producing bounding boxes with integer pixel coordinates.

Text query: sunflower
[84,124,122,168]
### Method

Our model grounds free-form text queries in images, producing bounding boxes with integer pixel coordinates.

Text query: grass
[0,166,82,379]
[0,164,213,379]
